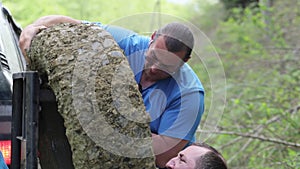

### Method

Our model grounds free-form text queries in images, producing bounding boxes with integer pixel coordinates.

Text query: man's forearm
[32,15,81,27]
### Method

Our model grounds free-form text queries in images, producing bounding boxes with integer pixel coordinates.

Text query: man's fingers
[19,25,47,60]
[37,25,47,33]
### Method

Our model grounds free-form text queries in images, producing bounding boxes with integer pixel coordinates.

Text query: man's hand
[19,24,47,59]
[152,133,188,168]
[19,15,81,60]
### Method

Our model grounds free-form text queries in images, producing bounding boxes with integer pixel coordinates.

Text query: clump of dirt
[28,23,155,169]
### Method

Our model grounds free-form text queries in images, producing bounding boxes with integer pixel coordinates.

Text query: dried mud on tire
[28,23,155,169]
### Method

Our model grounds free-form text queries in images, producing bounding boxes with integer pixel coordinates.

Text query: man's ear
[183,57,190,62]
[149,31,157,47]
[151,31,157,40]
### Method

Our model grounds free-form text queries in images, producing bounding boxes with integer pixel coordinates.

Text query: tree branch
[198,130,300,148]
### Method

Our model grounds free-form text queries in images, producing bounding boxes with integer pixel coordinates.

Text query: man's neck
[139,72,156,89]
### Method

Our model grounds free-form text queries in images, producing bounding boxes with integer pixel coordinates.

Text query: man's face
[165,145,210,169]
[143,36,186,81]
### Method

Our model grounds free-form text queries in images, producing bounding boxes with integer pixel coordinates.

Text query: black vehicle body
[0,3,26,167]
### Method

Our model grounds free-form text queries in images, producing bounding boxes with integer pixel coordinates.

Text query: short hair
[192,142,228,169]
[155,22,194,60]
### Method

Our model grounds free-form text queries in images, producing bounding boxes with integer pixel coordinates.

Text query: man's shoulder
[177,64,204,93]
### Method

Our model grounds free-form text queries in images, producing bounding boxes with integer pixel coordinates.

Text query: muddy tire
[28,23,155,169]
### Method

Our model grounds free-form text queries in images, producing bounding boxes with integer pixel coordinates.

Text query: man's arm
[152,133,188,168]
[152,91,204,168]
[19,15,81,58]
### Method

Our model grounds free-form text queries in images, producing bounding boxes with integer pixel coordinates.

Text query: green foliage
[220,0,259,9]
[1,0,299,168]
[194,1,300,168]
[219,0,259,20]
[2,0,190,27]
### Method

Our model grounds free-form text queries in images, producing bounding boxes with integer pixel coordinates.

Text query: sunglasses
[146,50,182,75]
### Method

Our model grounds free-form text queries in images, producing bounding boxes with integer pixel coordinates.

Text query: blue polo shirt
[84,22,204,144]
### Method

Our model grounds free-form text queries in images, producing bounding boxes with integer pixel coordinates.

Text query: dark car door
[0,3,26,167]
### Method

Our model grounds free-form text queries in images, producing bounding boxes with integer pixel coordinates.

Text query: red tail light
[0,140,11,165]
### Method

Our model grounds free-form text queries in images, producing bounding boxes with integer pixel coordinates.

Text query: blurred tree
[197,0,300,168]
[2,0,191,27]
[220,0,259,9]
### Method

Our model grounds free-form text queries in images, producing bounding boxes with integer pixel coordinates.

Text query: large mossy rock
[27,23,155,169]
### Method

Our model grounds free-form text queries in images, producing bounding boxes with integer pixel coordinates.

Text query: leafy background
[2,0,299,168]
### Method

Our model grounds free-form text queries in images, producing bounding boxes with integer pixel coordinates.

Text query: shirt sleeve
[81,21,136,42]
[82,21,139,51]
[158,91,204,141]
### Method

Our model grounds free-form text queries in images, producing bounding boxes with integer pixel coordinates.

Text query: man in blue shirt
[20,15,205,168]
